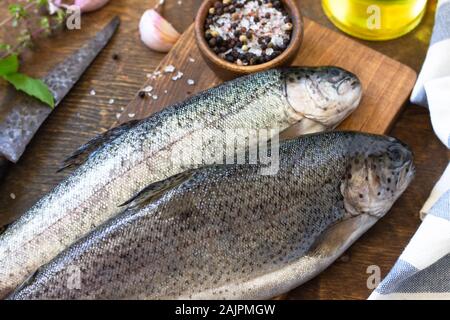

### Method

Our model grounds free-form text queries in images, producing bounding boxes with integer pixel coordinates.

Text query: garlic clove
[139,9,180,53]
[74,0,110,12]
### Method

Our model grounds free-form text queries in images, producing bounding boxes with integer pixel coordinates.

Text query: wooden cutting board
[117,18,417,134]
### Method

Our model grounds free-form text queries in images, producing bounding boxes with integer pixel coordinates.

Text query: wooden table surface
[0,0,449,300]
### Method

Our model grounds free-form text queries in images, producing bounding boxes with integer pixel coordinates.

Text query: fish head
[284,67,362,130]
[341,136,415,220]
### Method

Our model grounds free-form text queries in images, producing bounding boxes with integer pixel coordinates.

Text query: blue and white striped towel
[411,0,450,147]
[369,0,450,300]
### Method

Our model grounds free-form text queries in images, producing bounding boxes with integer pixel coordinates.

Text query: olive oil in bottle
[322,0,427,40]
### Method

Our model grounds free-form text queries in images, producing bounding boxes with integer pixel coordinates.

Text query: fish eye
[328,68,341,77]
[387,145,407,168]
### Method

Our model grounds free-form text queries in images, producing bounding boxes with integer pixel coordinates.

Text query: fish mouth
[336,76,361,95]
[394,160,415,198]
[387,139,415,197]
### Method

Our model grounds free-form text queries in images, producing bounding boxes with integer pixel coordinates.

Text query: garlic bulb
[52,0,110,12]
[139,9,180,53]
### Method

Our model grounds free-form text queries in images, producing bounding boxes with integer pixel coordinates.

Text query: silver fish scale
[10,132,393,300]
[0,69,299,298]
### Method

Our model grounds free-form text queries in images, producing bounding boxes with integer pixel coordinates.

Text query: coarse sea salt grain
[188,57,195,62]
[249,47,262,56]
[152,95,158,100]
[172,71,183,81]
[90,89,96,96]
[187,79,195,85]
[108,98,115,104]
[10,193,16,200]
[143,85,153,93]
[128,113,135,118]
[116,113,121,119]
[164,65,175,73]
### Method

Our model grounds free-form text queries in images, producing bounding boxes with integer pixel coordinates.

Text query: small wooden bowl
[195,0,304,80]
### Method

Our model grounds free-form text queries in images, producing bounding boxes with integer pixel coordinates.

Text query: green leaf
[0,54,19,76]
[35,0,49,8]
[3,73,54,108]
[0,43,12,52]
[8,4,27,19]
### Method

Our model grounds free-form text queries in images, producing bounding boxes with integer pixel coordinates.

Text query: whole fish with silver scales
[0,66,362,298]
[9,132,414,300]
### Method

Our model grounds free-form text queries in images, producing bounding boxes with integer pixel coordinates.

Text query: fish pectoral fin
[308,214,378,263]
[279,118,328,141]
[119,169,195,209]
[57,119,141,172]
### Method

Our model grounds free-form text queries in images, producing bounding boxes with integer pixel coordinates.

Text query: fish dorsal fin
[119,169,195,210]
[57,120,141,172]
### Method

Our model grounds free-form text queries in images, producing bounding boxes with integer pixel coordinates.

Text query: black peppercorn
[226,54,234,62]
[208,38,217,47]
[112,53,119,60]
[138,91,146,98]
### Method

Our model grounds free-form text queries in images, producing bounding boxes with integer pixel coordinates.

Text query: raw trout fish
[10,132,414,300]
[0,67,362,298]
